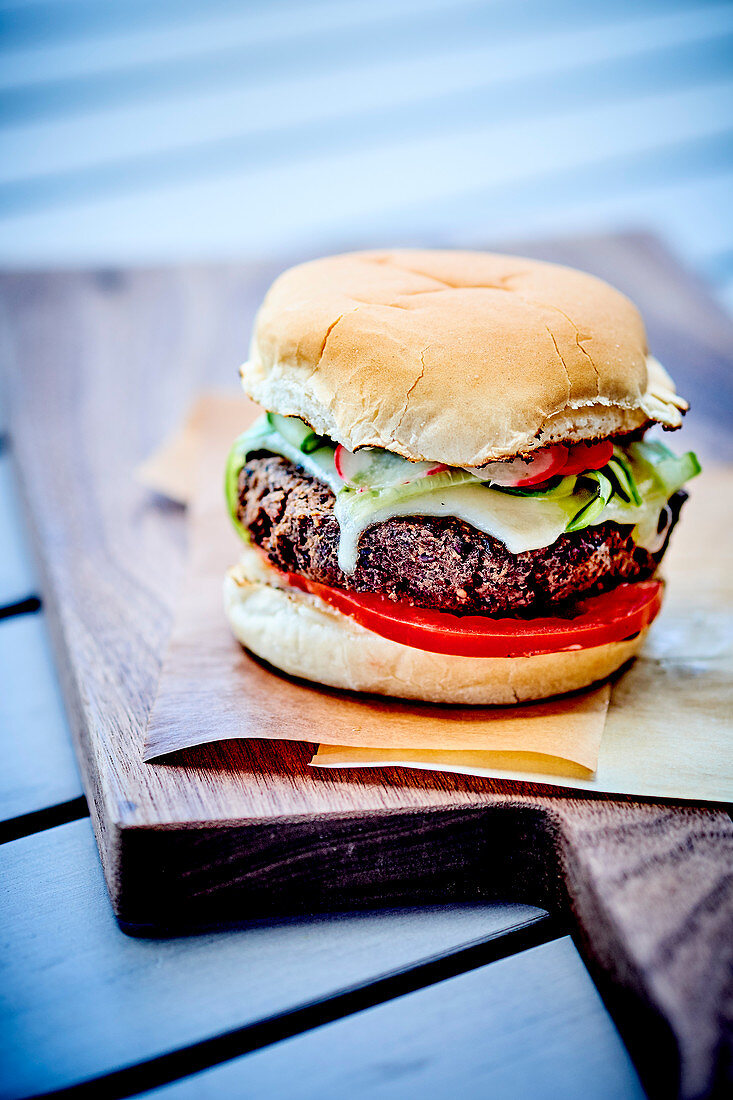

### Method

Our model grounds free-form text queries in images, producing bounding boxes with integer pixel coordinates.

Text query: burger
[223,250,700,704]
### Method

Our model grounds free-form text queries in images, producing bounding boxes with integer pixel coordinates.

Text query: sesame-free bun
[241,249,687,467]
[224,546,646,705]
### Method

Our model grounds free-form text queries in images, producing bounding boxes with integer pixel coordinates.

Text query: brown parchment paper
[312,470,733,801]
[142,394,733,801]
[142,393,608,773]
[137,391,258,505]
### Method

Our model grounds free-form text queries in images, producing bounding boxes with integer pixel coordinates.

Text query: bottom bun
[224,546,647,704]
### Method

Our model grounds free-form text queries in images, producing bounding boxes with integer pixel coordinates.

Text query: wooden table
[1,233,731,1100]
[2,2,732,1093]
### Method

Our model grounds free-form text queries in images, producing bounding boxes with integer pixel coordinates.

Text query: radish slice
[334,444,348,480]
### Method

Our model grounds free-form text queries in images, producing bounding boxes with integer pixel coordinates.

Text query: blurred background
[0,0,732,313]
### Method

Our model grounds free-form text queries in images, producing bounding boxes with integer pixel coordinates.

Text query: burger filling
[226,412,700,619]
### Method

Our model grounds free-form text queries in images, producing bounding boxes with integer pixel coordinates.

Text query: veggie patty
[237,455,685,616]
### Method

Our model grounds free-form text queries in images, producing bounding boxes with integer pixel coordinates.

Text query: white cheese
[334,484,576,573]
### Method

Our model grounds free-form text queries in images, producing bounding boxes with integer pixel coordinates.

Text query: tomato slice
[560,439,614,477]
[286,573,663,658]
[510,444,569,486]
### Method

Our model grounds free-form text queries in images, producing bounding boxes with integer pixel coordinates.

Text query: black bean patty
[238,455,683,615]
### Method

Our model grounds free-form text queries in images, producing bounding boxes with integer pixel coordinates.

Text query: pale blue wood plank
[0,611,83,821]
[0,81,728,265]
[0,0,460,87]
[138,937,644,1100]
[448,170,733,276]
[3,6,731,191]
[0,3,729,279]
[0,818,548,1098]
[0,454,37,605]
[0,0,461,42]
[0,0,281,47]
[0,0,708,104]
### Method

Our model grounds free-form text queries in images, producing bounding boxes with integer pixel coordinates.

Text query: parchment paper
[142,394,732,800]
[312,470,733,800]
[142,393,608,773]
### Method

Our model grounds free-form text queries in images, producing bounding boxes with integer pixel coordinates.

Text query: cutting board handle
[115,798,731,1098]
[554,800,733,1099]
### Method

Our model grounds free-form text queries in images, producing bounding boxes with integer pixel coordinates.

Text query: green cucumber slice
[629,441,701,496]
[337,467,476,522]
[224,433,254,540]
[566,470,613,532]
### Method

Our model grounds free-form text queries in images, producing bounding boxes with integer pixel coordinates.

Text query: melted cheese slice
[334,484,576,573]
[239,416,669,576]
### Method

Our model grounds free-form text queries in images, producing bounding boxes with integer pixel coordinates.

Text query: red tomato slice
[560,439,614,476]
[286,573,663,658]
[510,444,569,486]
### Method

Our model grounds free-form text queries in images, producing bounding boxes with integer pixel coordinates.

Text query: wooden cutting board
[2,235,732,1100]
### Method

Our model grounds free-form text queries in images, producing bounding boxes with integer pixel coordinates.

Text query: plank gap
[0,795,89,846]
[34,915,562,1100]
[0,595,42,620]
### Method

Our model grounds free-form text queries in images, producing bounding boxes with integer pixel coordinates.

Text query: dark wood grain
[0,818,547,1098]
[1,236,732,1098]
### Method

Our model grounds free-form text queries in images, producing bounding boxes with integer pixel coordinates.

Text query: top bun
[241,249,688,466]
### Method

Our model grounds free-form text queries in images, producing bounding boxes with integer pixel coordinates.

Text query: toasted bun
[241,249,687,466]
[224,546,646,705]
